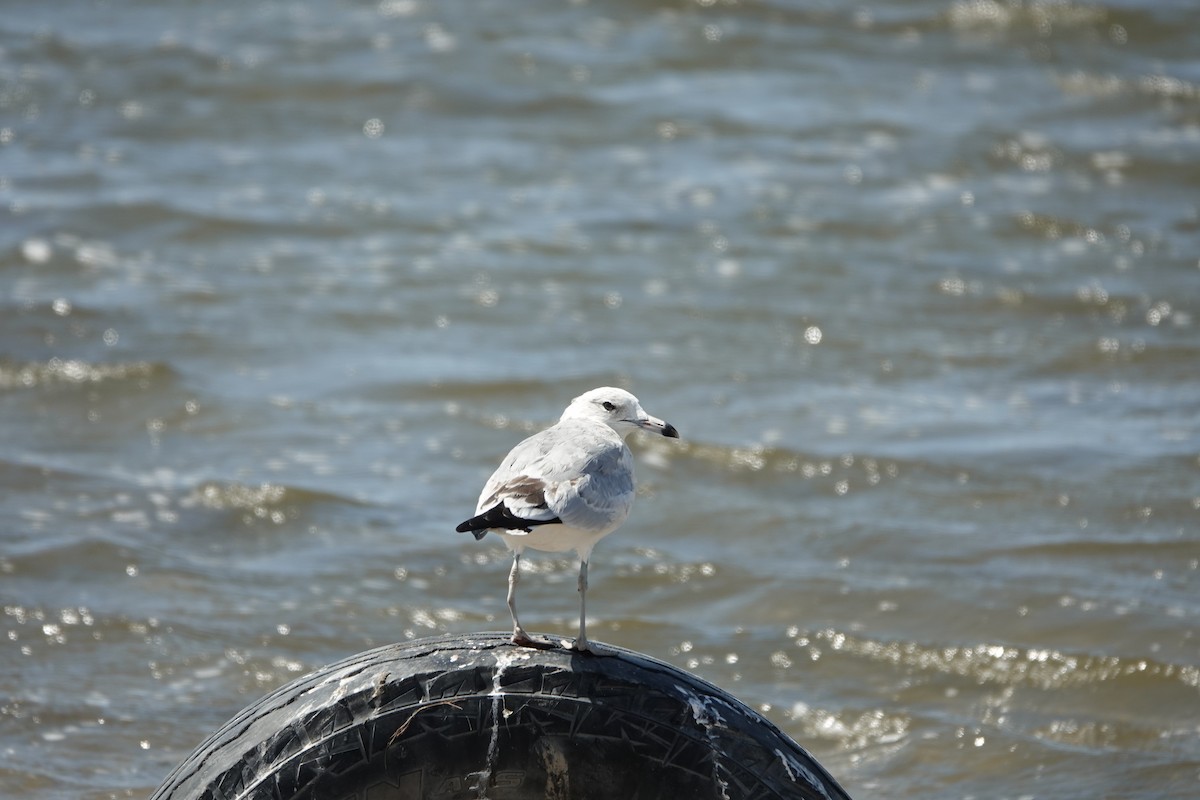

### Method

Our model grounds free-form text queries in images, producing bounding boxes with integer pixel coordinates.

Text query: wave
[0,357,169,390]
[789,626,1200,693]
[943,0,1107,33]
[176,479,370,517]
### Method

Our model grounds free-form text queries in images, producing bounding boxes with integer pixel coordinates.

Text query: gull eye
[602,401,616,411]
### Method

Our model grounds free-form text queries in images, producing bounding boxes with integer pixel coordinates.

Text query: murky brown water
[2,1,1197,797]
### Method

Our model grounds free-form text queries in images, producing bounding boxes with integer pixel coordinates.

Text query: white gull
[456,387,679,653]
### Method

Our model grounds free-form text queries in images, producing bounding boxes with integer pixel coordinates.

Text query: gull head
[561,387,680,441]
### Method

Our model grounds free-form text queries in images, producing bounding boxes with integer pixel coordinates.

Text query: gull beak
[638,415,680,439]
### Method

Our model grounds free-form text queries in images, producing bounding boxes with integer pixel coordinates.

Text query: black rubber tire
[152,633,852,800]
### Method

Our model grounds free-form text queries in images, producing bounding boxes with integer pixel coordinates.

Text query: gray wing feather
[546,446,634,532]
[474,419,634,533]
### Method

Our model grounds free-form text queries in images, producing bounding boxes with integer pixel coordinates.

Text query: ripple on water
[784,626,1200,692]
[0,358,168,390]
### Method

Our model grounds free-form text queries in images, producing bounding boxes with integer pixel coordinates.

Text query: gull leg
[576,558,589,649]
[506,551,530,642]
[507,551,524,639]
[507,550,552,650]
[565,558,610,654]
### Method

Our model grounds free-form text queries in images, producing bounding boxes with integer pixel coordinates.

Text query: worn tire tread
[152,633,852,800]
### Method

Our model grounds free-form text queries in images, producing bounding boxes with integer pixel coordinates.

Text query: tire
[152,632,853,800]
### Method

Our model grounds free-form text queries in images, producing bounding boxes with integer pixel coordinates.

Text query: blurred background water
[2,0,1198,797]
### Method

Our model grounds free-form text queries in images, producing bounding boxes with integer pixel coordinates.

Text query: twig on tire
[388,699,464,746]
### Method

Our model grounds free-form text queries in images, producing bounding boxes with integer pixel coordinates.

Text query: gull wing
[464,420,634,536]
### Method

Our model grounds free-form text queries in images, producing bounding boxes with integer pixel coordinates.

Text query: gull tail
[455,502,562,539]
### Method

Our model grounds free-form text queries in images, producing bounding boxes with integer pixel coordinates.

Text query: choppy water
[2,1,1198,797]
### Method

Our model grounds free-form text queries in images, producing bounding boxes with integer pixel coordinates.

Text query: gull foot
[561,638,614,656]
[510,631,557,650]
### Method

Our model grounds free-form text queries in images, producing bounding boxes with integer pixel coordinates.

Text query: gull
[456,387,679,653]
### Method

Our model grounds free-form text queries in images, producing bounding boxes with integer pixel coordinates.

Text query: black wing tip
[454,520,489,541]
[456,502,560,536]
[456,518,491,538]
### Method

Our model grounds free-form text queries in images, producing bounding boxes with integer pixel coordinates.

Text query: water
[2,1,1197,797]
